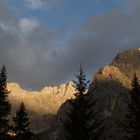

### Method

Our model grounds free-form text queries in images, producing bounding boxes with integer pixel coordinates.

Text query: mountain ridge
[7,82,75,133]
[7,48,140,139]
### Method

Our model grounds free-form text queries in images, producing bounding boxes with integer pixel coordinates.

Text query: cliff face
[91,65,130,116]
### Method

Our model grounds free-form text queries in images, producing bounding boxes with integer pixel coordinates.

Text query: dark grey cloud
[1,0,140,90]
[0,2,59,89]
[50,0,140,85]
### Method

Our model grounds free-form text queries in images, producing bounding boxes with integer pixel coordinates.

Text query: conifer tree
[60,64,104,140]
[0,66,11,138]
[123,73,140,140]
[13,102,30,135]
[85,92,104,140]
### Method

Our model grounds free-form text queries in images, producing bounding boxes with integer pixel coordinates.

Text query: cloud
[24,0,46,10]
[52,1,140,84]
[19,18,39,32]
[0,2,11,22]
[1,0,140,90]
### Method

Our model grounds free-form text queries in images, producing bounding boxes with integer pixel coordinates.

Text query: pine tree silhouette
[123,73,140,140]
[0,66,11,139]
[85,92,104,140]
[13,102,30,135]
[60,64,104,140]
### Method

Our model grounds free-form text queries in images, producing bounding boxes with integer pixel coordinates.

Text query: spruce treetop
[72,63,90,97]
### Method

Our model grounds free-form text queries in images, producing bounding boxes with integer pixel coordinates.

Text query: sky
[0,0,140,90]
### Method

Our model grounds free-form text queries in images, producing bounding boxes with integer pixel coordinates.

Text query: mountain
[7,48,140,140]
[88,48,140,139]
[58,48,140,140]
[94,48,140,116]
[8,82,75,138]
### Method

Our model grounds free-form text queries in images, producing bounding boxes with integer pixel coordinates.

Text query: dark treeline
[1,64,140,140]
[122,73,140,140]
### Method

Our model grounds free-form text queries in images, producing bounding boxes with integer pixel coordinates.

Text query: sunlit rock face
[8,82,75,133]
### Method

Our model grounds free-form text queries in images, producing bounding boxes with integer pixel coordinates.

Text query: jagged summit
[111,48,140,80]
[8,82,74,95]
[92,48,140,90]
[8,83,21,89]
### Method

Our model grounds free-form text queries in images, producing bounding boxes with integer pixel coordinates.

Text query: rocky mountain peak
[111,48,140,80]
[91,48,140,91]
[88,48,140,121]
[88,48,140,140]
